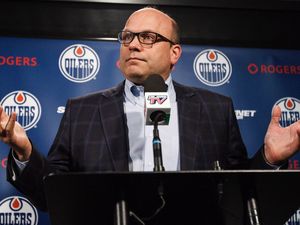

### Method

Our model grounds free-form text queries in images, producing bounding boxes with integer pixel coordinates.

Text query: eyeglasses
[118,31,176,46]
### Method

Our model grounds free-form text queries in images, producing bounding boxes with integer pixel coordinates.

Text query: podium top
[44,170,300,225]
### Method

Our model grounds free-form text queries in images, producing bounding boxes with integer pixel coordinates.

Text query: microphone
[143,74,168,172]
[143,74,171,126]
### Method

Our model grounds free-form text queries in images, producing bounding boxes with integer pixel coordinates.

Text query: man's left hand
[264,105,300,165]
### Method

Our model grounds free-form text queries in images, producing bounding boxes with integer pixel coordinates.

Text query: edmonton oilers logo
[274,97,300,127]
[0,91,41,131]
[59,44,100,83]
[0,196,38,225]
[193,49,232,86]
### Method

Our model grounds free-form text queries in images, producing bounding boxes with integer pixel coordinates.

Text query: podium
[44,170,300,225]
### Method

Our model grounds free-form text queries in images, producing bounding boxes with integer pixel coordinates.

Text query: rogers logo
[0,56,37,67]
[1,157,7,169]
[248,63,300,75]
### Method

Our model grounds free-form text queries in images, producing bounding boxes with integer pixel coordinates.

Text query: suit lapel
[174,82,202,170]
[98,82,129,171]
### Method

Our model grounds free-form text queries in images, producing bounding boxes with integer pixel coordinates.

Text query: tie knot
[130,86,140,97]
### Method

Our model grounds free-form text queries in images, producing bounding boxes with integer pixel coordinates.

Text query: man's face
[119,9,180,84]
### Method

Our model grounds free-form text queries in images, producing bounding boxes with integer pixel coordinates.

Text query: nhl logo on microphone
[145,92,170,125]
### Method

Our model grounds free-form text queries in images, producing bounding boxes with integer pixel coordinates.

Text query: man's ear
[116,59,121,69]
[170,44,182,66]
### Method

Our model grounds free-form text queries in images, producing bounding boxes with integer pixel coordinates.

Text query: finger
[1,114,12,138]
[0,106,4,120]
[0,106,9,121]
[297,119,300,136]
[0,107,5,136]
[270,105,282,125]
[5,112,17,136]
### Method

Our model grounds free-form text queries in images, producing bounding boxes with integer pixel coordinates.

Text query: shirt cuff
[12,151,29,172]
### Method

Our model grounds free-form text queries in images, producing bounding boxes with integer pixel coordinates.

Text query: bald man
[1,7,299,212]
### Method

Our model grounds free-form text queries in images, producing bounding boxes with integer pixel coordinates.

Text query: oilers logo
[0,91,41,131]
[59,44,100,83]
[274,97,300,127]
[193,49,232,86]
[0,196,38,225]
[285,209,300,225]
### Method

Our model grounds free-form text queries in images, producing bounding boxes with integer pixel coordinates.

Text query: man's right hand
[0,106,32,161]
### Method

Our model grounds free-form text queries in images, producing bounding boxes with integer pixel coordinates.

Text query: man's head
[118,7,182,84]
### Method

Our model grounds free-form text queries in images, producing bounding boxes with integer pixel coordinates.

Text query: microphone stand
[214,161,225,225]
[137,112,166,224]
[114,112,166,225]
[114,199,128,225]
[152,113,165,172]
[242,175,261,225]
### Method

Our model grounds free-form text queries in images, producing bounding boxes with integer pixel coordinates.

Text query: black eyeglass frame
[118,31,177,46]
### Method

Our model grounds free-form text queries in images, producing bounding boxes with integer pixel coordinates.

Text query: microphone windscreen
[143,74,167,92]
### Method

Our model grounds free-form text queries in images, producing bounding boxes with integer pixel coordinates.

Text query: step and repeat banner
[0,36,299,225]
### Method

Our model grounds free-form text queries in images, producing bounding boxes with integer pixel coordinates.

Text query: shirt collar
[124,79,144,106]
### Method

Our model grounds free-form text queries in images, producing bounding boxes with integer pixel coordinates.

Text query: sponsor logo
[235,110,256,120]
[0,91,42,131]
[58,44,100,83]
[274,97,300,127]
[147,95,168,105]
[57,106,65,114]
[193,49,232,86]
[248,63,300,75]
[0,56,37,67]
[0,196,38,225]
[1,157,7,169]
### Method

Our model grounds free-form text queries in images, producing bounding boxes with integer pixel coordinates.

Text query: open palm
[264,106,300,164]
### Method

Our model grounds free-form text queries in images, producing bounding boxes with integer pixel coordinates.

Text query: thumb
[270,105,282,126]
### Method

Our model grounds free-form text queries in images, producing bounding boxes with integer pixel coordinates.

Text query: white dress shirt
[124,75,180,171]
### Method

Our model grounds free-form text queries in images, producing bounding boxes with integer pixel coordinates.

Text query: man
[0,7,299,212]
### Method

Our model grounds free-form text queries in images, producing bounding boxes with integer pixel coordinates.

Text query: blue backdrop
[0,37,299,225]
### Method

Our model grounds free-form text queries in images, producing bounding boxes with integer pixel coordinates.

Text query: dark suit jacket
[7,80,270,210]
